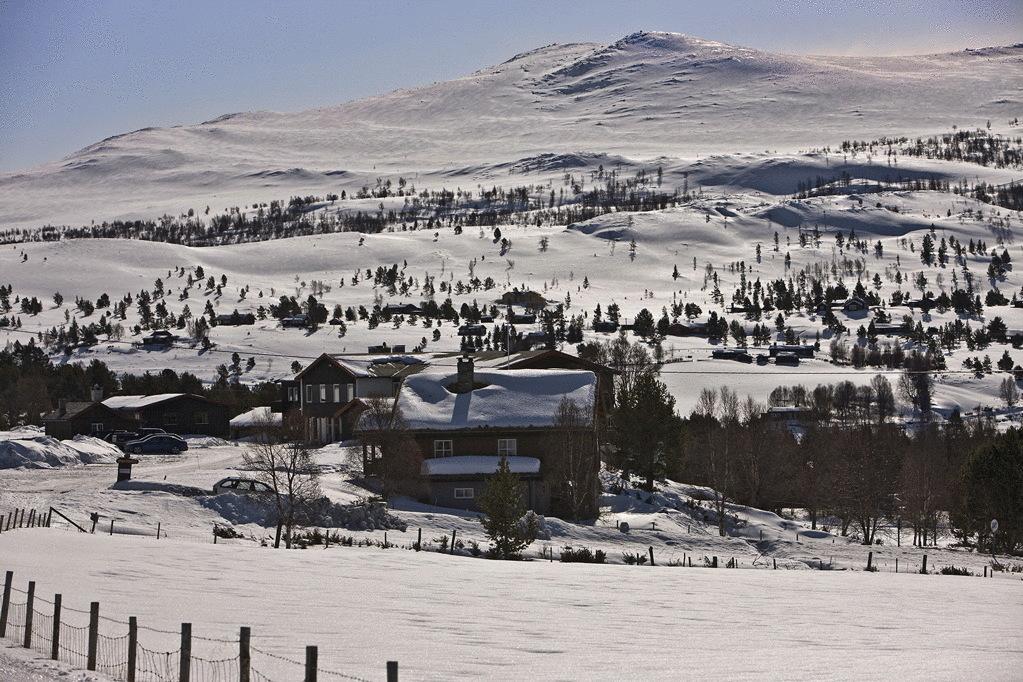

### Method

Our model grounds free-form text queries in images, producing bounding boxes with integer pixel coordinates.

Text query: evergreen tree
[478,457,537,559]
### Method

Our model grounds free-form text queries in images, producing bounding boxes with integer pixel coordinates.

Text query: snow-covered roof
[103,394,187,410]
[421,456,541,477]
[397,368,596,430]
[229,407,281,428]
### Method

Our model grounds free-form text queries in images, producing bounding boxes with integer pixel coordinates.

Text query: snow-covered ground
[1,528,1020,681]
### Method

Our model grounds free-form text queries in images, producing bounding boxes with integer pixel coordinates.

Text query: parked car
[106,431,139,448]
[212,477,274,495]
[124,433,188,454]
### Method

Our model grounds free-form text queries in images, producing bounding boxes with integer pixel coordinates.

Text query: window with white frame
[346,384,354,402]
[306,385,314,403]
[90,423,104,434]
[453,487,474,500]
[319,384,327,402]
[288,386,299,402]
[433,440,453,457]
[194,412,209,425]
[497,438,517,457]
[334,384,342,402]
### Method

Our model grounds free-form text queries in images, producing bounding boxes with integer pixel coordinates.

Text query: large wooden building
[367,355,601,517]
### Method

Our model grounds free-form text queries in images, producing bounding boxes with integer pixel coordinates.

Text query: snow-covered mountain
[1,31,1020,229]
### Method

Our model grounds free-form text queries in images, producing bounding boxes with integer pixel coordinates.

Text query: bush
[622,551,648,565]
[939,565,974,576]
[560,547,607,564]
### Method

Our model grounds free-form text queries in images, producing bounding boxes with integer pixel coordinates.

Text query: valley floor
[1,528,1021,681]
[2,440,1022,679]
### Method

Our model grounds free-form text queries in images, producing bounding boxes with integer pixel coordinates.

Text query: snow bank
[199,493,407,531]
[185,436,233,448]
[0,428,122,469]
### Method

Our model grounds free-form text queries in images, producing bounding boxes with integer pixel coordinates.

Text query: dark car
[212,477,273,495]
[124,433,188,454]
[106,431,140,448]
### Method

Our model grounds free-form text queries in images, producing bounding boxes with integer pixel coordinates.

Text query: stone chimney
[90,384,103,402]
[456,355,475,393]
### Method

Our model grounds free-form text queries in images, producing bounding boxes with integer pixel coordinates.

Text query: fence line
[0,570,392,682]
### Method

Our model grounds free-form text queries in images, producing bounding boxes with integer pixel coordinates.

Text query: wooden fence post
[23,581,34,648]
[109,519,115,536]
[866,551,873,571]
[0,570,12,637]
[46,509,52,527]
[127,616,137,682]
[305,645,318,682]
[921,555,928,574]
[712,556,718,568]
[450,530,456,554]
[156,522,161,540]
[239,626,251,682]
[87,602,99,671]
[773,558,777,570]
[895,558,898,573]
[0,514,5,533]
[416,528,422,551]
[179,623,191,682]
[51,594,61,660]
[387,660,398,682]
[648,546,655,566]
[28,510,35,527]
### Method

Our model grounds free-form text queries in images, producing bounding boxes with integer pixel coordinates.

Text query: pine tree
[479,457,537,559]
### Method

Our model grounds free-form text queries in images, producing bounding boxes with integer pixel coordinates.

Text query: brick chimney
[90,384,104,402]
[456,355,475,393]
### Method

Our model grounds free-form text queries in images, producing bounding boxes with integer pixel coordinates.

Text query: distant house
[216,311,256,326]
[593,320,619,333]
[521,330,550,349]
[774,352,800,366]
[368,343,406,354]
[141,330,177,347]
[497,290,547,309]
[842,297,869,313]
[508,309,537,325]
[42,394,134,440]
[665,321,706,337]
[102,393,229,437]
[712,348,752,362]
[281,314,309,328]
[768,344,815,359]
[369,356,599,516]
[382,303,423,316]
[282,353,428,444]
[458,324,486,337]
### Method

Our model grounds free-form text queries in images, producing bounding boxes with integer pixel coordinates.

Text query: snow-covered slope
[1,31,1020,228]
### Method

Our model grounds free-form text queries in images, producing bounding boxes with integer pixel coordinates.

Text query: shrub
[939,565,973,576]
[622,551,648,565]
[560,547,607,564]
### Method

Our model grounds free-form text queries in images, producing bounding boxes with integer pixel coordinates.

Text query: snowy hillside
[1,31,1020,229]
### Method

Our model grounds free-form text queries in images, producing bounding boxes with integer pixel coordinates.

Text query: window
[453,487,474,500]
[90,423,104,434]
[497,438,517,457]
[164,413,178,426]
[288,386,299,402]
[194,412,209,425]
[333,384,341,402]
[305,385,314,403]
[319,384,327,402]
[433,440,453,457]
[346,384,354,402]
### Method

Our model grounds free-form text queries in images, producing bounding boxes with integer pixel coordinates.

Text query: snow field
[1,529,1021,681]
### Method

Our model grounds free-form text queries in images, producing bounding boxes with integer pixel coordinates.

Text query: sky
[1,0,1020,172]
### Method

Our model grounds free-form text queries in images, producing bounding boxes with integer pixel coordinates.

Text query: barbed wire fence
[0,568,395,682]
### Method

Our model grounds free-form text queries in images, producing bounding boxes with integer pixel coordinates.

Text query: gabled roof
[396,368,596,431]
[294,353,428,381]
[41,401,100,421]
[102,393,218,411]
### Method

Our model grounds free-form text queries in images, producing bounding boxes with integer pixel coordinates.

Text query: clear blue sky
[1,0,1020,172]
